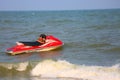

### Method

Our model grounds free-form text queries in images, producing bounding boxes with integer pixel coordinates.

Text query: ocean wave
[0,62,29,71]
[31,60,120,80]
[0,59,120,80]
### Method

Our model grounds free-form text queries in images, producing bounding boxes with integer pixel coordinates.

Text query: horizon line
[0,8,120,11]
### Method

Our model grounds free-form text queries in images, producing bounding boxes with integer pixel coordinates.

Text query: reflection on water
[15,53,33,62]
[38,50,62,58]
[38,47,64,59]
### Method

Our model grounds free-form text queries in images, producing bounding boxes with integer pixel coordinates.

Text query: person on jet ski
[37,34,46,44]
[16,34,46,46]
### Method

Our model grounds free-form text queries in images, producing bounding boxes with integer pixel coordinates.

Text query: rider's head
[39,34,46,39]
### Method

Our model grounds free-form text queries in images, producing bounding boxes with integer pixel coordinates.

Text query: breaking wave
[0,59,120,80]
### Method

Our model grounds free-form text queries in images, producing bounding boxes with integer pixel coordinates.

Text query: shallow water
[0,9,120,80]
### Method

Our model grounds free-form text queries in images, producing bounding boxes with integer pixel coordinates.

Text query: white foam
[31,60,120,80]
[0,62,29,71]
[15,62,29,71]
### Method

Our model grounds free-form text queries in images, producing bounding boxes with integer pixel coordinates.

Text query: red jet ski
[6,35,63,55]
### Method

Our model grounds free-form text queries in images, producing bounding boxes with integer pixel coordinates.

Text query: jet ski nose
[6,48,13,54]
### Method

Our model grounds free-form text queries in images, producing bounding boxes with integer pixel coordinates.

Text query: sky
[0,0,120,11]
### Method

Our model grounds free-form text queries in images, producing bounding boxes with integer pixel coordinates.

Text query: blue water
[0,9,120,80]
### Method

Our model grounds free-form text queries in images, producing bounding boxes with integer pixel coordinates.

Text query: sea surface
[0,9,120,80]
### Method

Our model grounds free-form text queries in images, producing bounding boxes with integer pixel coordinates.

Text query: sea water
[0,9,120,80]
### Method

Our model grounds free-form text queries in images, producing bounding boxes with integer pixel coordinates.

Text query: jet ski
[6,35,63,55]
